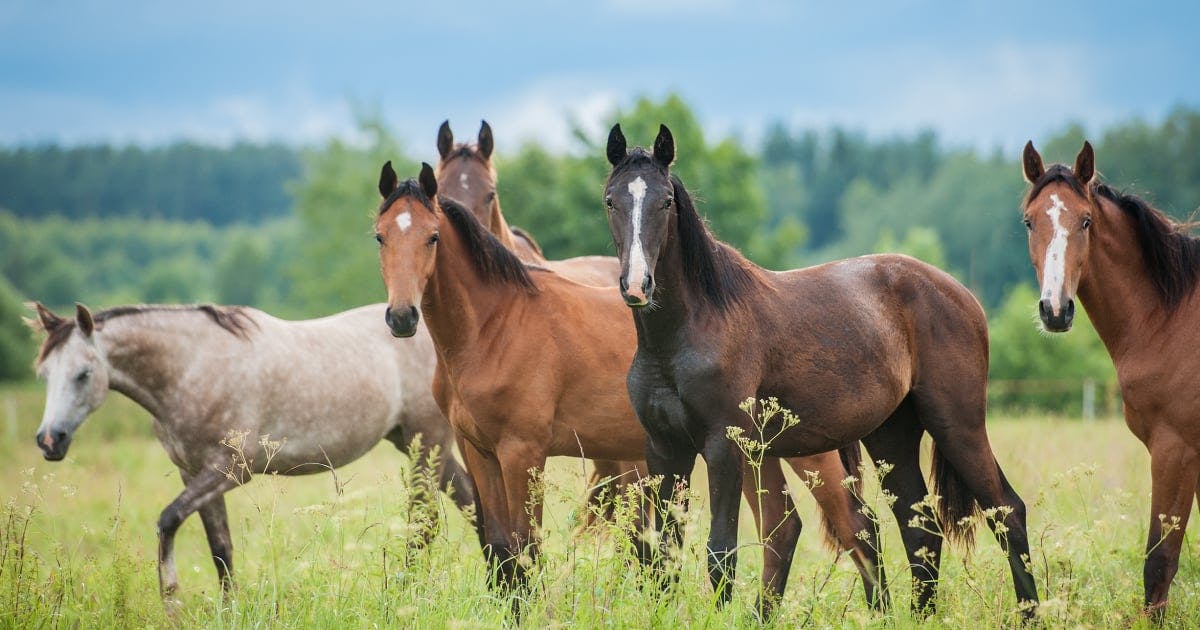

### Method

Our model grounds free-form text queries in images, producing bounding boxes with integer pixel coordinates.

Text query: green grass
[1,382,1195,628]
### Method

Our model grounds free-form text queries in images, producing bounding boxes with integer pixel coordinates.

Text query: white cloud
[782,42,1124,152]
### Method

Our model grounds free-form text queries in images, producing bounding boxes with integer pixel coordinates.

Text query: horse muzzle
[619,274,654,309]
[1038,297,1075,332]
[385,305,420,338]
[35,429,71,461]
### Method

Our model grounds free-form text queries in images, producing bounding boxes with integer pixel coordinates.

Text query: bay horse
[374,163,889,609]
[602,124,1039,617]
[435,120,639,521]
[1021,140,1200,618]
[28,302,472,602]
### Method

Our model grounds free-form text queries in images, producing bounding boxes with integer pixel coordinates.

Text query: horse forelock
[1022,164,1087,208]
[379,179,435,216]
[34,304,256,367]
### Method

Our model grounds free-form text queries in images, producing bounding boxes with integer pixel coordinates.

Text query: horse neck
[487,197,546,262]
[422,218,510,359]
[1075,194,1165,360]
[632,219,695,347]
[97,316,193,420]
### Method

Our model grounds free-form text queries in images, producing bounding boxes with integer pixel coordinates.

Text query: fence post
[1082,379,1096,422]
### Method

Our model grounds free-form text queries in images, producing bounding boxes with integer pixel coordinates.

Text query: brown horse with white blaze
[603,123,1039,618]
[374,163,888,610]
[1021,140,1200,618]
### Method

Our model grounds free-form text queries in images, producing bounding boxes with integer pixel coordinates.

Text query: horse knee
[157,509,184,539]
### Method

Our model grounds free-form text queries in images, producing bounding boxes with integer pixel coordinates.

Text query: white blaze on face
[396,211,412,233]
[626,176,648,290]
[459,173,469,191]
[1041,194,1071,313]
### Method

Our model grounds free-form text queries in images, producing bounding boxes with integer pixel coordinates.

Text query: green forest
[4,95,1199,412]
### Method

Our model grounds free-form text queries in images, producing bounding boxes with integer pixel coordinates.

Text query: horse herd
[26,121,1200,621]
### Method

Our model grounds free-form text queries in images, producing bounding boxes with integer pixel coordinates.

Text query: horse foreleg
[159,468,237,604]
[458,439,513,588]
[197,493,234,594]
[742,456,801,620]
[789,451,889,611]
[702,435,745,607]
[495,439,549,587]
[1143,436,1200,620]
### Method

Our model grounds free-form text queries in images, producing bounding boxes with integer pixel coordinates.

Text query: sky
[1,1,1197,155]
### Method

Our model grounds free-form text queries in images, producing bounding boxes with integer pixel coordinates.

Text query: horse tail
[816,441,865,550]
[931,443,978,551]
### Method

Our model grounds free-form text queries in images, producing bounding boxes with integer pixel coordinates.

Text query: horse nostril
[408,306,419,322]
[1038,299,1051,319]
[619,276,629,293]
[384,308,395,329]
[642,277,653,294]
[54,431,67,445]
[1065,299,1075,319]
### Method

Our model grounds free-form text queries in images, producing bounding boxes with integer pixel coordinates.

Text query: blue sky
[2,1,1197,154]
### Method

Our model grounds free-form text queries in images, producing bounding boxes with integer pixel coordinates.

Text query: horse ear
[653,124,675,167]
[418,162,438,199]
[437,120,454,159]
[32,302,65,332]
[478,120,494,159]
[379,161,398,198]
[606,124,627,166]
[1022,141,1044,183]
[75,303,94,337]
[1074,141,1095,185]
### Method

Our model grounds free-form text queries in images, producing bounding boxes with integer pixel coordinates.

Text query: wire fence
[988,378,1121,420]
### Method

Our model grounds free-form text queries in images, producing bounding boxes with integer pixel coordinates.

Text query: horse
[601,123,1040,618]
[374,162,889,610]
[28,302,472,603]
[1020,140,1200,618]
[435,120,640,522]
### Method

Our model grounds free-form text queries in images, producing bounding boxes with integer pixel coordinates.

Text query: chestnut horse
[434,120,639,521]
[1021,141,1200,618]
[374,163,888,609]
[602,124,1039,617]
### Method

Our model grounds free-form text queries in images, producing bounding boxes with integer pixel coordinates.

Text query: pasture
[1,383,1194,628]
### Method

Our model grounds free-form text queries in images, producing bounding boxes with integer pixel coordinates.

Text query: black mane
[379,178,434,215]
[1093,183,1200,311]
[670,175,760,311]
[37,304,255,364]
[437,196,539,292]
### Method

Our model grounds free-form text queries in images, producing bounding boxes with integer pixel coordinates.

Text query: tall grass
[1,383,1194,627]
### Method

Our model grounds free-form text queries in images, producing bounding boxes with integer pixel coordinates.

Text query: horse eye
[605,198,614,209]
[75,369,90,383]
[1022,218,1032,230]
[374,233,384,245]
[486,191,497,202]
[428,233,440,246]
[662,198,673,209]
[1082,217,1092,230]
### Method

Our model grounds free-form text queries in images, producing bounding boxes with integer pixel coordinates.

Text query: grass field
[1,382,1196,628]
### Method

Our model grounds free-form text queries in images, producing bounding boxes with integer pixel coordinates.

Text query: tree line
[4,96,1199,413]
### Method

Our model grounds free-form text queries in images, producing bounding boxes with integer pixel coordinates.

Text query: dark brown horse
[434,120,639,522]
[1021,141,1200,618]
[602,124,1039,618]
[374,163,888,608]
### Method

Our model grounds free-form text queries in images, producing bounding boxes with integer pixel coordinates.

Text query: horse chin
[389,326,417,339]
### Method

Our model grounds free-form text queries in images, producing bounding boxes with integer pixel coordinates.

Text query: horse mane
[509,226,545,256]
[437,196,539,292]
[35,304,256,365]
[670,175,760,311]
[1093,183,1200,311]
[378,178,434,215]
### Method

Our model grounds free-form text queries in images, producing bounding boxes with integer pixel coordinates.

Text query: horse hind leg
[788,444,890,612]
[861,399,942,617]
[1143,435,1200,620]
[911,387,1040,618]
